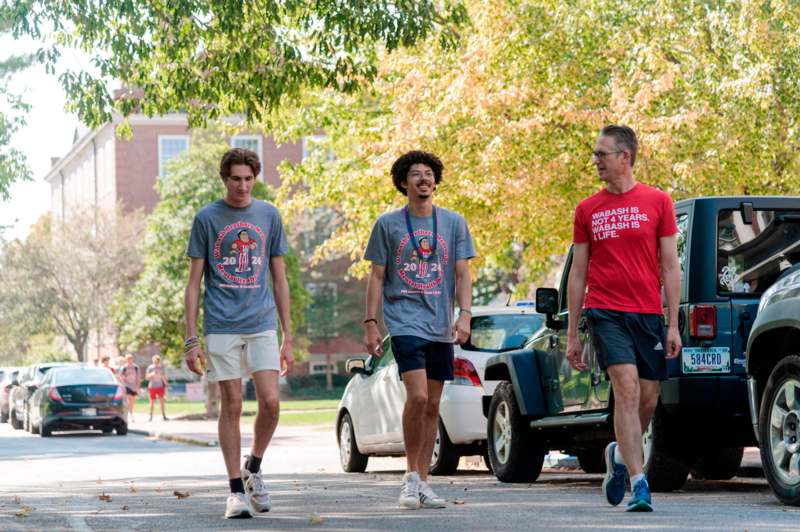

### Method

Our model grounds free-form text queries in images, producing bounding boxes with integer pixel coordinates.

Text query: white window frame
[230,135,263,177]
[158,135,190,177]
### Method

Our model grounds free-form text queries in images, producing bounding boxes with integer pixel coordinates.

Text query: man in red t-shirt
[567,125,682,513]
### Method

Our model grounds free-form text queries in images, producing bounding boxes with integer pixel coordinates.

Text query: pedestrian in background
[364,150,476,509]
[184,148,294,519]
[118,354,141,422]
[146,354,169,422]
[567,125,682,512]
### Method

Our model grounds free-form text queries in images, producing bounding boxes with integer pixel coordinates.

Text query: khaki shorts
[205,330,280,382]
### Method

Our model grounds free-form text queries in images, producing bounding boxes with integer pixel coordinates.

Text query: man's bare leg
[250,370,280,459]
[417,378,445,482]
[401,369,428,473]
[218,379,244,479]
[638,378,660,433]
[607,364,644,476]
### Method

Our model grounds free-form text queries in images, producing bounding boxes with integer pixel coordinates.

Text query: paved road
[1,423,798,531]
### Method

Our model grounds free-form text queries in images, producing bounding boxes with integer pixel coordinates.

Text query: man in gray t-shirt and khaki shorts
[364,150,476,509]
[184,148,294,519]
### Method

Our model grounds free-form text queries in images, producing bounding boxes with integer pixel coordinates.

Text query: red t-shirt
[573,183,678,315]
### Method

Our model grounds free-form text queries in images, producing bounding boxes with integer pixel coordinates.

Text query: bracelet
[459,309,472,316]
[184,335,199,347]
[362,318,378,325]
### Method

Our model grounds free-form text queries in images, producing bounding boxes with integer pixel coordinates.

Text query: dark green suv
[483,197,799,490]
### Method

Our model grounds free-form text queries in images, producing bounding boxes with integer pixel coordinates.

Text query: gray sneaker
[418,481,446,508]
[224,492,253,519]
[241,467,272,513]
[399,472,421,509]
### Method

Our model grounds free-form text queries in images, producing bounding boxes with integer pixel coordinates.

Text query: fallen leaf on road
[173,491,190,499]
[121,505,129,511]
[99,493,112,502]
[309,513,324,525]
[155,486,162,493]
[96,477,103,484]
[14,506,34,518]
[452,499,465,505]
[13,495,21,504]
[129,484,137,493]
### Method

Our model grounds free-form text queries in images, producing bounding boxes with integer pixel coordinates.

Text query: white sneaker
[224,492,253,519]
[418,481,446,508]
[242,467,272,513]
[399,472,421,509]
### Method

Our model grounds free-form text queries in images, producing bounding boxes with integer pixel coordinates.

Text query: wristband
[362,318,378,325]
[458,309,472,316]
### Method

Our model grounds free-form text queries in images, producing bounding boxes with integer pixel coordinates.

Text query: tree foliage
[0,207,144,361]
[114,126,310,366]
[275,0,800,293]
[0,17,32,200]
[5,0,467,130]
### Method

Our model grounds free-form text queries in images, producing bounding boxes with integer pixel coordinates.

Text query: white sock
[630,473,646,486]
[613,445,624,464]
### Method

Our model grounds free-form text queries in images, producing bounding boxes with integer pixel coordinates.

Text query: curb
[129,428,218,447]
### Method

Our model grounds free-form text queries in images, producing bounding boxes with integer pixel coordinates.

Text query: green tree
[275,0,800,292]
[115,126,310,366]
[0,17,32,200]
[5,1,467,130]
[0,207,144,362]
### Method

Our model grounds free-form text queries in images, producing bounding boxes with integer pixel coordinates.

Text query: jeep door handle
[550,336,559,348]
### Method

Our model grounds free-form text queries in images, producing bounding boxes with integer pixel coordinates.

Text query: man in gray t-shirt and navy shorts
[364,150,476,510]
[184,148,294,519]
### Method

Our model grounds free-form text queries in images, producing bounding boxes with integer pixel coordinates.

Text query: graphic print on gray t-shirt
[364,206,476,342]
[187,199,288,334]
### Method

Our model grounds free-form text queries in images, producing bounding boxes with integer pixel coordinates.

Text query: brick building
[44,113,367,373]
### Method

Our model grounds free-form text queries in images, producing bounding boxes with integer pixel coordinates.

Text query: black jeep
[482,197,789,490]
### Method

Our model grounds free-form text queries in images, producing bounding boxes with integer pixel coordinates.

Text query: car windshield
[53,368,117,386]
[718,209,800,295]
[462,313,543,352]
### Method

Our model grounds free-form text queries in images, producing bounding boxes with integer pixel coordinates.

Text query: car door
[367,338,406,446]
[553,249,593,412]
[30,371,51,428]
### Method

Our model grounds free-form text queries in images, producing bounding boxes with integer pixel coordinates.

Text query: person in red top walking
[567,125,682,512]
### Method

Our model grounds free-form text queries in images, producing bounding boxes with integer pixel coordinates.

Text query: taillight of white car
[452,357,482,387]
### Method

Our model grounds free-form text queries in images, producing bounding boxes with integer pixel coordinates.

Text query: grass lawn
[134,398,339,418]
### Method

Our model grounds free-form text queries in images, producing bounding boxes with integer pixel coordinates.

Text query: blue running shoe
[601,442,627,506]
[626,478,653,512]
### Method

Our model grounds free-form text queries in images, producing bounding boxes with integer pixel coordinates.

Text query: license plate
[81,408,97,417]
[682,347,731,374]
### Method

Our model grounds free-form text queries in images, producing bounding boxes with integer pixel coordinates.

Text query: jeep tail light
[689,304,717,339]
[453,357,482,387]
[48,386,63,403]
[113,386,124,401]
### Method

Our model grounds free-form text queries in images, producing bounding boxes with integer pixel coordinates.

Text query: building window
[158,135,189,177]
[302,135,334,161]
[230,135,263,176]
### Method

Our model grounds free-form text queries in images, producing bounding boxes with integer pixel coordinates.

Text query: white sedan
[336,305,544,474]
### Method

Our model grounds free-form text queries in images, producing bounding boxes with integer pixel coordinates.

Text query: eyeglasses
[591,150,624,161]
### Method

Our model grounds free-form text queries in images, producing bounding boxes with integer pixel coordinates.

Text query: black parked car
[28,365,128,436]
[9,362,74,431]
[0,367,20,423]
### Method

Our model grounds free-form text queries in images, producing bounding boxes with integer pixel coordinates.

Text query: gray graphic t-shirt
[187,199,288,334]
[365,206,476,342]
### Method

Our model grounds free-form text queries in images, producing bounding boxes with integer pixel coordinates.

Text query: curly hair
[219,147,262,179]
[390,150,444,196]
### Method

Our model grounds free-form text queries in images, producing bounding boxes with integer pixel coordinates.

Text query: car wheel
[643,404,691,492]
[691,447,744,480]
[577,447,606,474]
[338,412,368,473]
[30,414,40,435]
[487,381,545,483]
[116,423,128,436]
[10,408,23,430]
[40,423,52,437]
[759,355,800,505]
[482,447,494,473]
[430,419,460,475]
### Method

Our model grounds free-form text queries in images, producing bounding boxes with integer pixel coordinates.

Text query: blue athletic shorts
[391,335,454,382]
[584,308,667,381]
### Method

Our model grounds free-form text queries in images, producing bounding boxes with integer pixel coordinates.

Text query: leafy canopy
[6,1,467,129]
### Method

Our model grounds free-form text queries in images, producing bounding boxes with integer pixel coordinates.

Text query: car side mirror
[346,358,370,376]
[536,287,564,330]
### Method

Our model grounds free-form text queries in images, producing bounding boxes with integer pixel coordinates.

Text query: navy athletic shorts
[391,335,454,382]
[584,308,667,381]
